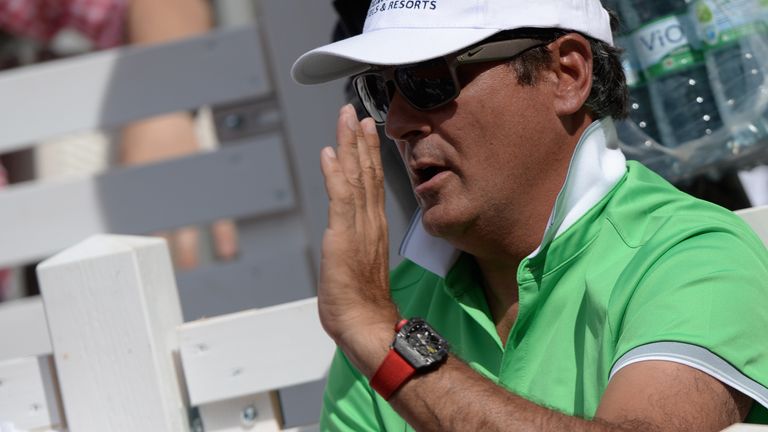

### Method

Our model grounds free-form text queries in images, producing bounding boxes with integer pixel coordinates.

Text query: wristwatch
[369,317,449,400]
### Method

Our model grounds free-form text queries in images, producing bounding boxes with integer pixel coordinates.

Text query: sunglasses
[352,37,547,124]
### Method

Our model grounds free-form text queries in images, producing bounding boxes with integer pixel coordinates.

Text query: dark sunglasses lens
[395,58,457,110]
[354,74,390,123]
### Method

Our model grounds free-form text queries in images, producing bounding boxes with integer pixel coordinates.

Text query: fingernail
[323,146,336,159]
[344,105,358,131]
[362,118,377,135]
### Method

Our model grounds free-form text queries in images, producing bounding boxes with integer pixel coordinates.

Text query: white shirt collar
[398,117,627,277]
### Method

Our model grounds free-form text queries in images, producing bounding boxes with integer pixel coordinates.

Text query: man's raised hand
[317,105,400,374]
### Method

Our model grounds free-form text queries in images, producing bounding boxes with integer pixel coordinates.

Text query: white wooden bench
[31,234,332,431]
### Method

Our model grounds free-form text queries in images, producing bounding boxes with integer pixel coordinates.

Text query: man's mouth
[415,166,449,185]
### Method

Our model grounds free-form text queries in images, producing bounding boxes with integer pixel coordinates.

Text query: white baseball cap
[292,0,614,85]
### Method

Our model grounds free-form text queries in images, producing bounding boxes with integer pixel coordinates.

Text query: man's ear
[548,33,593,117]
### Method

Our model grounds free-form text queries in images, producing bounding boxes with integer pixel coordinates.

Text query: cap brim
[291,27,501,85]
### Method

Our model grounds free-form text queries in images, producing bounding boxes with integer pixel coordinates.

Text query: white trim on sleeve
[610,341,768,410]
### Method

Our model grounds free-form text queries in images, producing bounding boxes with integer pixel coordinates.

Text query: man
[291,1,768,430]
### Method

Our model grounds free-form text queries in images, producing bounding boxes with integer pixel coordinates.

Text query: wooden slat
[0,25,270,152]
[177,245,314,321]
[0,297,52,361]
[232,212,308,260]
[179,297,334,406]
[100,136,294,232]
[36,235,187,432]
[0,135,295,267]
[735,205,768,246]
[0,357,62,431]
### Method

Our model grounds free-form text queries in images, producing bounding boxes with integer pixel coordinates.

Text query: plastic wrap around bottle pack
[609,0,768,182]
[604,0,663,145]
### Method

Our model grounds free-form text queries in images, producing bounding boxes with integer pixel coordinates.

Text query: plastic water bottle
[690,0,768,149]
[622,38,662,143]
[620,0,724,147]
[602,0,661,145]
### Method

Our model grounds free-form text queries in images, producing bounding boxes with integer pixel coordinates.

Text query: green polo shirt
[321,162,768,430]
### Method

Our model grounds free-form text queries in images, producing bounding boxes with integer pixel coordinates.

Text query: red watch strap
[370,348,416,400]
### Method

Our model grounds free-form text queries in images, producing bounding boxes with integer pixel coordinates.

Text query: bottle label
[692,0,768,50]
[631,15,704,78]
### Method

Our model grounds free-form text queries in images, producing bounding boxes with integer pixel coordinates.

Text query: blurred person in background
[0,0,237,299]
[121,0,238,270]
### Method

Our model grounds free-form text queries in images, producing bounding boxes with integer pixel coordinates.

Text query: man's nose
[384,91,431,143]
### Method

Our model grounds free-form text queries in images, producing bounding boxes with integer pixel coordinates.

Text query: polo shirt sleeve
[611,228,768,411]
[321,349,386,431]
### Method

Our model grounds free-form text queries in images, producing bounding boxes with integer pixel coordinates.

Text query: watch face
[393,318,449,370]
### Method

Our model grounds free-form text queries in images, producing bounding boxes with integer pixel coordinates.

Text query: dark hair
[497,13,629,120]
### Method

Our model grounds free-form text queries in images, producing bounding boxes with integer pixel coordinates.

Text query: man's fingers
[327,105,387,233]
[361,118,384,180]
[359,118,385,211]
[321,146,355,230]
[336,105,365,194]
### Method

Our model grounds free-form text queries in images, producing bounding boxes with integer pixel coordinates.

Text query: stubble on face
[397,62,569,258]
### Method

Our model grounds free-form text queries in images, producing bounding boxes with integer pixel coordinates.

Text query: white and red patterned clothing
[0,0,127,49]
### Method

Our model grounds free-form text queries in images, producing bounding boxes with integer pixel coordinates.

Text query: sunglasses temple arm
[455,38,543,64]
